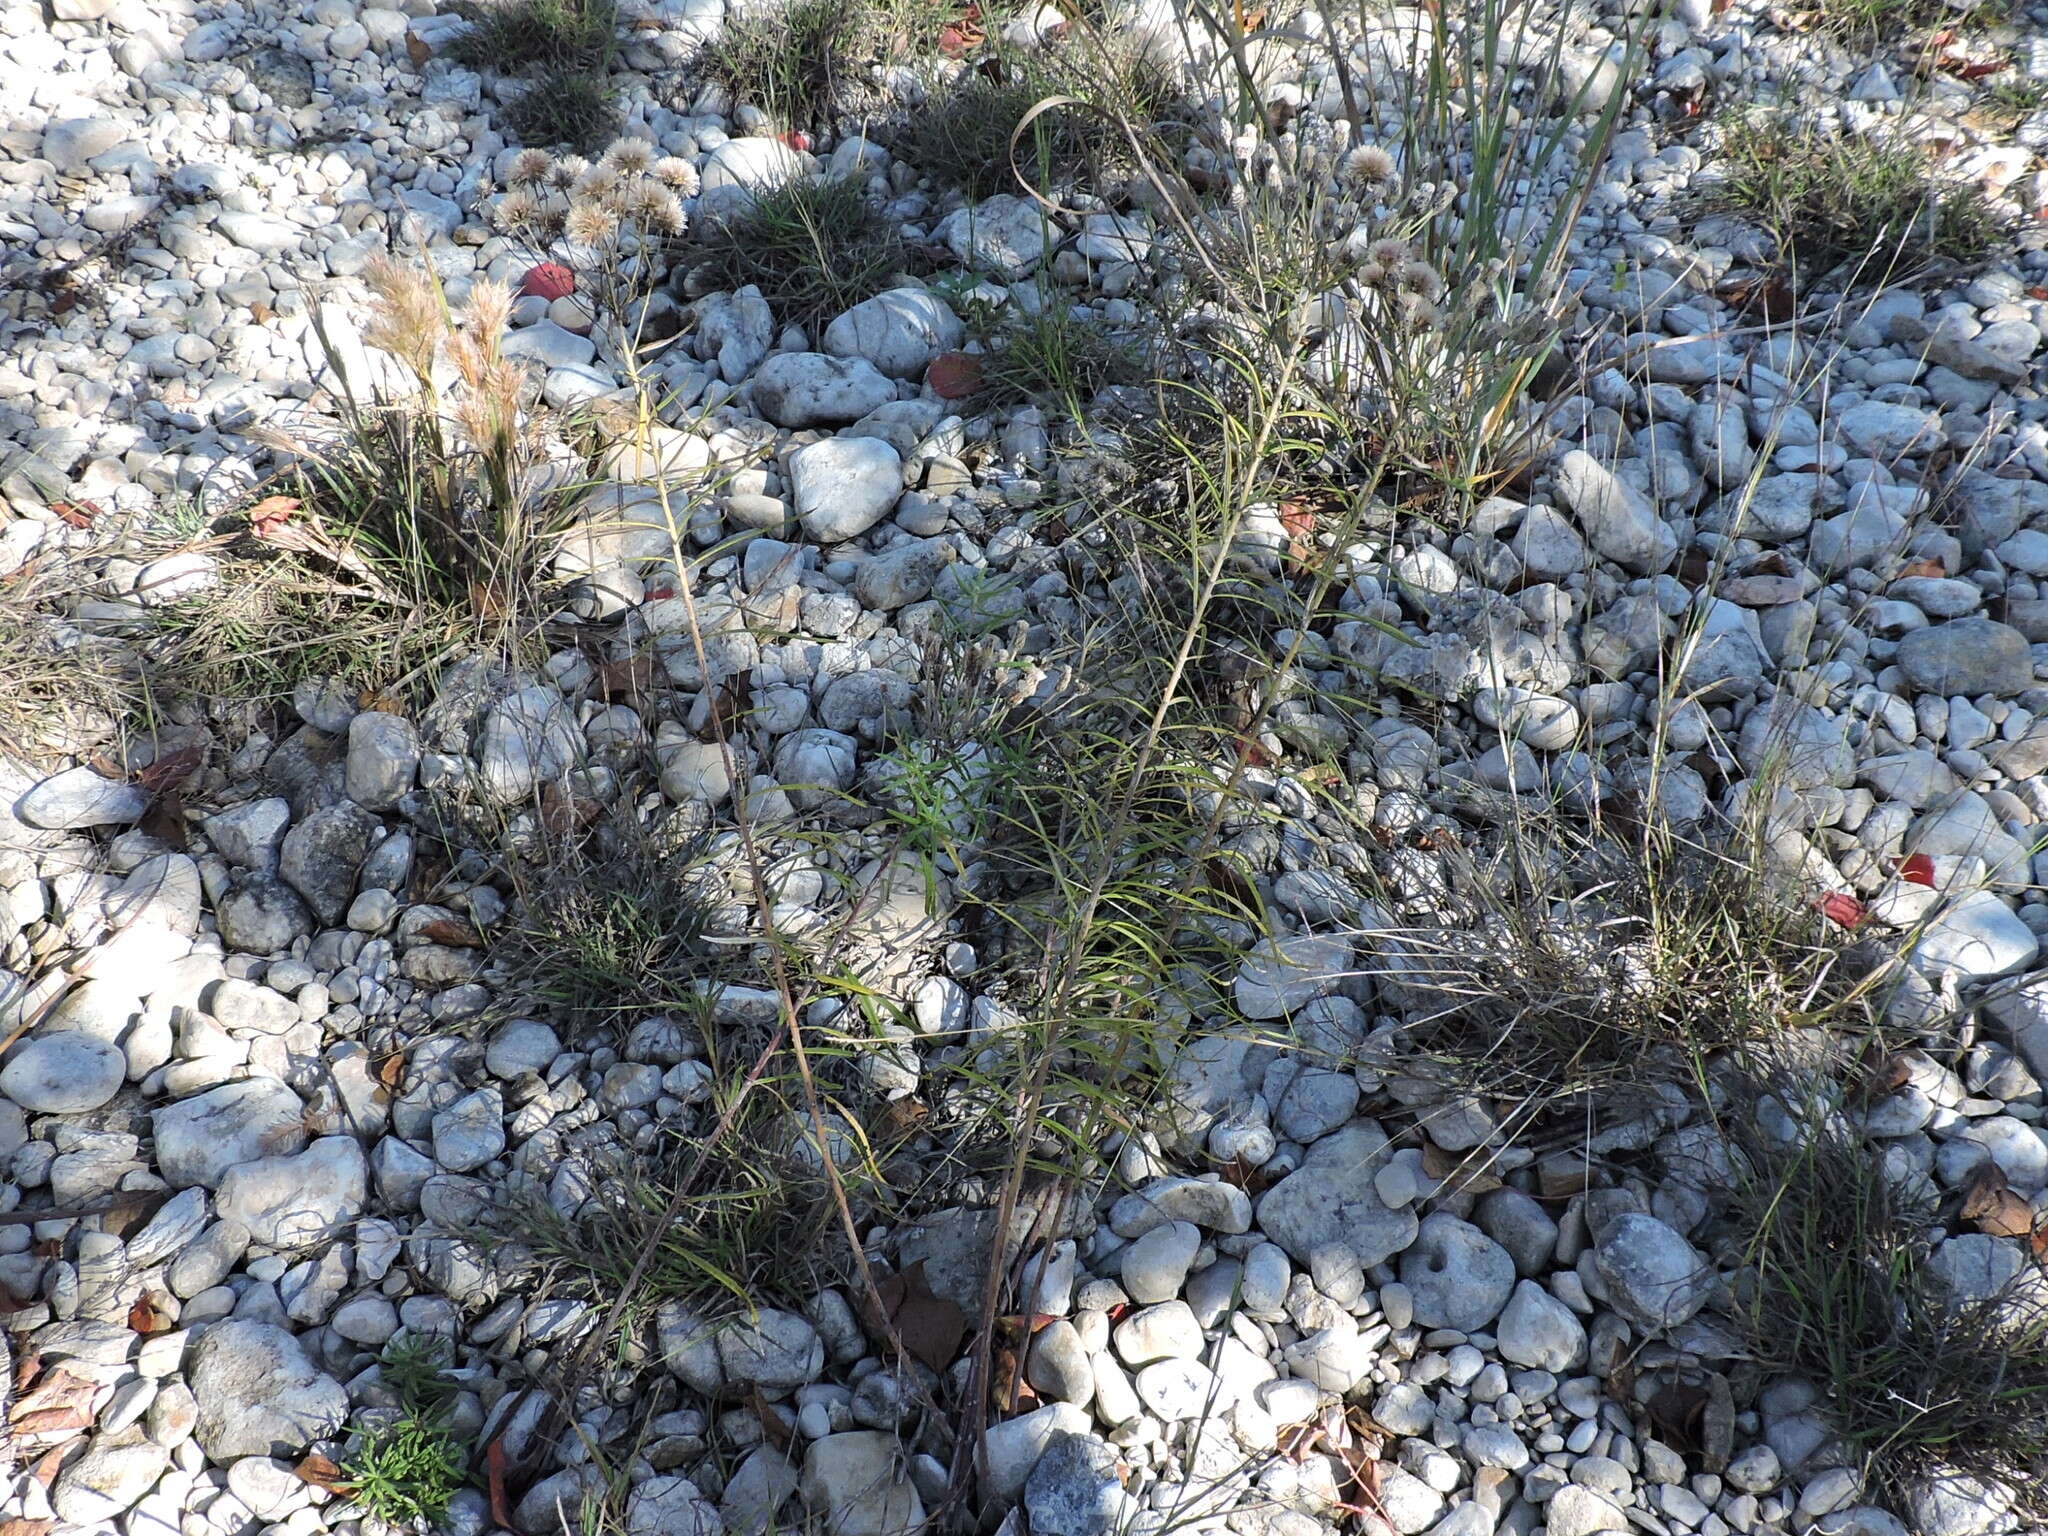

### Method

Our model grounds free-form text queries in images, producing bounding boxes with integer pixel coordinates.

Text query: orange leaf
[486,1438,521,1534]
[247,496,301,538]
[1896,557,1947,580]
[49,501,97,529]
[417,916,484,948]
[294,1452,351,1493]
[127,1294,173,1334]
[374,1051,407,1091]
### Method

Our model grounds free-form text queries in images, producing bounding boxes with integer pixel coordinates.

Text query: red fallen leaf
[1900,852,1937,887]
[644,584,676,601]
[926,351,983,400]
[778,131,812,152]
[486,1438,521,1534]
[2030,286,2048,302]
[127,1294,173,1334]
[1820,892,1866,928]
[519,262,576,302]
[247,495,300,537]
[50,501,97,529]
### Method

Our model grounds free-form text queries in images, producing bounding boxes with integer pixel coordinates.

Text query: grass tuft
[1372,811,1886,1104]
[1717,1056,2048,1519]
[693,0,949,132]
[1696,110,2001,289]
[680,175,906,337]
[450,0,620,149]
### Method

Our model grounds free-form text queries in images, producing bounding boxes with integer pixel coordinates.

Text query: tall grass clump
[677,175,905,336]
[1694,109,2001,291]
[1716,1057,2048,1521]
[451,0,621,150]
[1120,0,1647,508]
[694,0,950,131]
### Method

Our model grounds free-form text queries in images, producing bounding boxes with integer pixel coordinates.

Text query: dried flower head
[652,156,700,195]
[1398,291,1442,329]
[550,155,591,191]
[571,167,624,208]
[1368,237,1412,270]
[1357,261,1386,288]
[1340,145,1397,192]
[493,187,543,231]
[564,201,620,246]
[508,149,555,187]
[601,138,656,176]
[1397,259,1444,302]
[626,181,687,235]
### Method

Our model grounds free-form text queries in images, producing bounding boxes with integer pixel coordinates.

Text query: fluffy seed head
[652,156,701,195]
[493,187,543,231]
[565,201,620,246]
[1397,258,1444,302]
[465,278,514,345]
[1340,144,1397,191]
[508,149,554,187]
[601,138,656,175]
[1368,237,1412,269]
[550,155,591,190]
[627,181,687,236]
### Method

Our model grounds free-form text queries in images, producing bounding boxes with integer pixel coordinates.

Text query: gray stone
[1235,933,1353,1019]
[751,354,898,430]
[202,798,292,870]
[1120,1221,1200,1304]
[718,1308,825,1394]
[278,801,377,927]
[1836,401,1942,459]
[345,712,419,810]
[16,767,151,830]
[1496,1279,1586,1371]
[475,684,580,803]
[823,288,965,378]
[791,436,904,543]
[1399,1212,1516,1331]
[215,874,313,953]
[1592,1213,1711,1331]
[215,1136,367,1248]
[980,1402,1090,1504]
[1256,1123,1418,1267]
[800,1432,923,1536]
[51,1432,170,1523]
[1024,1432,1130,1536]
[188,1321,347,1460]
[1551,449,1678,573]
[1896,618,2035,698]
[936,194,1055,280]
[1,1031,125,1112]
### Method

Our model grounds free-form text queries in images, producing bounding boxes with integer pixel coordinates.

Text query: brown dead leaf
[871,1097,929,1144]
[0,1519,58,1536]
[49,501,97,530]
[127,1293,174,1334]
[294,1452,350,1493]
[417,916,483,948]
[864,1260,968,1373]
[140,789,188,851]
[1896,557,1947,581]
[595,653,656,706]
[748,1388,793,1453]
[539,780,603,839]
[405,30,432,65]
[374,1051,407,1091]
[1961,1162,2035,1238]
[1420,1138,1503,1196]
[245,495,300,538]
[485,1437,521,1534]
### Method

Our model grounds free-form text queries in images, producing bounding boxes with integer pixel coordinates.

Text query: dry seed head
[508,149,555,187]
[493,187,543,231]
[1399,291,1442,329]
[626,181,687,236]
[1340,144,1397,192]
[1397,259,1444,302]
[571,167,624,206]
[600,138,656,176]
[1368,237,1412,269]
[360,255,443,379]
[550,155,591,190]
[465,278,514,346]
[565,201,621,246]
[652,156,700,195]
